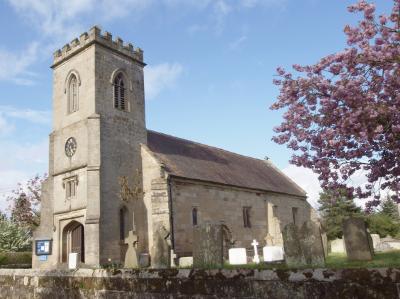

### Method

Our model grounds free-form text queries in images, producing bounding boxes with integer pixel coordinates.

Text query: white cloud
[0,42,39,85]
[0,106,51,125]
[0,115,14,136]
[144,63,183,100]
[229,35,248,50]
[283,165,322,209]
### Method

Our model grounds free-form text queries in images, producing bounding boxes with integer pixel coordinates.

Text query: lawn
[325,250,400,269]
[221,250,400,270]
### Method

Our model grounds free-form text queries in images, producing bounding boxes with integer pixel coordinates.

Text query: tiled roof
[146,130,306,198]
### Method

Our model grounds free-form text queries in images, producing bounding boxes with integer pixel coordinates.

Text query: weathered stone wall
[0,268,399,299]
[170,178,313,255]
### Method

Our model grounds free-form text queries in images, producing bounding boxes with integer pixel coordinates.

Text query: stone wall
[0,268,399,298]
[170,178,314,255]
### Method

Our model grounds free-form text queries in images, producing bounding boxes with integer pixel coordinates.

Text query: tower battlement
[52,26,144,67]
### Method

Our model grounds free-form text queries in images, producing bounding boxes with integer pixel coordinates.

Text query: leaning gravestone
[321,232,328,258]
[282,223,306,267]
[299,221,325,267]
[193,223,224,268]
[152,225,171,268]
[342,218,373,261]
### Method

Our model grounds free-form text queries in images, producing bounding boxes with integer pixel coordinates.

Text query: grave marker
[263,246,284,262]
[343,218,373,261]
[228,248,247,265]
[124,230,138,268]
[251,240,260,264]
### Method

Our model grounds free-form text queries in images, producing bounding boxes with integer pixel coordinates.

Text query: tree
[367,194,400,237]
[379,194,400,221]
[271,0,400,209]
[0,216,31,252]
[367,213,400,238]
[7,174,47,230]
[318,189,363,240]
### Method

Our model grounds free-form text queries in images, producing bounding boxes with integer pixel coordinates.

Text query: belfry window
[114,73,126,110]
[68,74,79,113]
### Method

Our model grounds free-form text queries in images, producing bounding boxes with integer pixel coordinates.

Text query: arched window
[114,73,126,111]
[192,207,198,226]
[68,74,79,113]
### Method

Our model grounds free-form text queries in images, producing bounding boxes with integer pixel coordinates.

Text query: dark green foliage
[379,195,399,221]
[366,196,400,238]
[367,213,400,238]
[0,251,32,267]
[318,189,363,240]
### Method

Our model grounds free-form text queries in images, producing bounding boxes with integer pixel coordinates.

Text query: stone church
[33,26,316,269]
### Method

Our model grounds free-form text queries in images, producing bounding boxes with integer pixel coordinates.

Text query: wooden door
[71,224,85,263]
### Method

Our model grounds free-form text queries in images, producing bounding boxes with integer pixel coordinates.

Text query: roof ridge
[147,129,268,163]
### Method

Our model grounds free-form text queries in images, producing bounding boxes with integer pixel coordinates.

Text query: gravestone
[193,223,223,268]
[282,223,306,267]
[124,230,138,268]
[152,225,171,268]
[330,239,346,254]
[370,234,381,250]
[321,232,328,258]
[264,233,274,246]
[342,218,373,261]
[251,240,260,264]
[299,220,325,267]
[179,257,193,267]
[228,248,247,265]
[263,246,284,262]
[139,253,150,268]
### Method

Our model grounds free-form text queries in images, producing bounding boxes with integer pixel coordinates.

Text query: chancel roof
[146,130,307,198]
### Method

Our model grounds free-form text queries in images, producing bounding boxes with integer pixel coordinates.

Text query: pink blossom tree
[7,174,47,229]
[271,0,400,209]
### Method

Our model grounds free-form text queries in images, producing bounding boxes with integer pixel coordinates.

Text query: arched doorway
[62,221,85,264]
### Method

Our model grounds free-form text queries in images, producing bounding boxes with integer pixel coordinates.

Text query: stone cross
[251,239,260,264]
[170,249,177,268]
[124,230,139,268]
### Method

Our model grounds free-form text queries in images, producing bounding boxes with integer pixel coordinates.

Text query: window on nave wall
[68,74,79,113]
[114,73,126,111]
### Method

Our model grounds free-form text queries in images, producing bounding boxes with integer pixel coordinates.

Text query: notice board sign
[35,239,52,256]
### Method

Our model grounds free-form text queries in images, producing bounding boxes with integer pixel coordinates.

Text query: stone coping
[1,267,399,282]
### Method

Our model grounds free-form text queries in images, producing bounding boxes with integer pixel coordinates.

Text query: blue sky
[0,0,393,209]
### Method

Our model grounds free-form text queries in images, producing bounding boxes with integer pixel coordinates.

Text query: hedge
[0,252,32,268]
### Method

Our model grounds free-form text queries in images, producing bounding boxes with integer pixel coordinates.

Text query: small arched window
[192,207,198,226]
[114,73,126,111]
[68,74,79,113]
[119,207,128,240]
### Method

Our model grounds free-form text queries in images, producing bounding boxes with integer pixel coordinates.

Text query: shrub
[0,251,32,267]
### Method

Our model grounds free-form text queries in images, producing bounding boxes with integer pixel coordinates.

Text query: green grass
[207,250,400,270]
[325,251,400,269]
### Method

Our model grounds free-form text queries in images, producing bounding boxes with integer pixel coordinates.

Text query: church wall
[141,145,167,254]
[170,179,312,255]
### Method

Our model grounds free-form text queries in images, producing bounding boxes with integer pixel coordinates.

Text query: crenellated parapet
[52,26,144,67]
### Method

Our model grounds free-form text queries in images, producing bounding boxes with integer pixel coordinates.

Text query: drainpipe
[167,176,175,251]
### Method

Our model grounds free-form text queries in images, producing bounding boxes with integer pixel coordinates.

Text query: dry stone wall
[0,268,399,298]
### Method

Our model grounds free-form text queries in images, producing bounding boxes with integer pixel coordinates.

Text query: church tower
[33,26,147,268]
